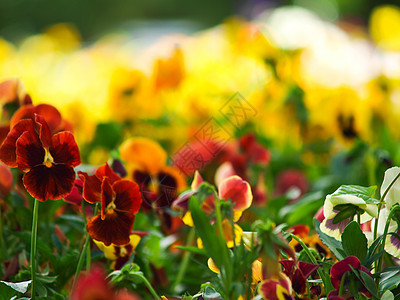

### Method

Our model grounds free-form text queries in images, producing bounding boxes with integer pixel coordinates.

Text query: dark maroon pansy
[0,114,80,202]
[330,256,373,298]
[79,163,142,246]
[280,259,319,295]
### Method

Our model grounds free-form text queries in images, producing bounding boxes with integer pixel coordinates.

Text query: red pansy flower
[0,114,80,202]
[71,266,142,300]
[280,259,319,295]
[78,163,142,246]
[330,256,373,298]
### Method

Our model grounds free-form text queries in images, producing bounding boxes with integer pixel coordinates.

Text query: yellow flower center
[106,201,116,215]
[44,148,54,168]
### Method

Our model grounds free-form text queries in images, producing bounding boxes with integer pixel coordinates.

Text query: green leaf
[0,280,31,300]
[381,290,394,300]
[331,185,379,204]
[363,235,384,267]
[314,219,345,260]
[341,221,368,261]
[332,205,358,224]
[174,246,207,256]
[360,270,378,299]
[203,286,223,299]
[189,196,228,269]
[379,267,400,291]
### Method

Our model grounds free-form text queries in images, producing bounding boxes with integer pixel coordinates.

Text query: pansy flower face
[321,194,378,240]
[0,114,80,201]
[330,256,373,298]
[173,171,252,229]
[79,163,142,246]
[258,273,294,300]
[120,137,186,210]
[280,259,319,295]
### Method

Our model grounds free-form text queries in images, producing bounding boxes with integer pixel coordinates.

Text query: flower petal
[96,162,120,183]
[16,130,44,172]
[330,256,361,289]
[191,170,204,191]
[218,175,252,211]
[50,131,80,167]
[0,119,35,168]
[101,178,114,220]
[215,162,236,187]
[113,180,142,214]
[35,114,52,149]
[259,274,293,300]
[23,164,75,201]
[120,137,167,175]
[35,104,62,132]
[87,212,135,246]
[78,171,102,204]
[380,166,400,210]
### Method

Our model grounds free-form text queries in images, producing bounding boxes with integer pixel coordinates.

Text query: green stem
[30,199,39,299]
[357,212,361,225]
[171,228,195,291]
[214,197,232,297]
[72,203,98,289]
[136,273,160,299]
[374,171,400,241]
[338,272,347,297]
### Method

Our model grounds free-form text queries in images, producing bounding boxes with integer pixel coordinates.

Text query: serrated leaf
[331,185,379,204]
[314,219,345,260]
[341,221,368,261]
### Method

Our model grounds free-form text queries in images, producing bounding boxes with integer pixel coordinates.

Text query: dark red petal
[16,130,44,172]
[292,268,307,294]
[101,178,114,220]
[298,261,319,279]
[280,259,296,276]
[96,163,120,183]
[87,212,134,246]
[0,119,35,167]
[330,256,361,289]
[34,114,52,149]
[113,180,142,214]
[35,104,62,133]
[23,164,75,202]
[78,171,102,204]
[50,131,80,167]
